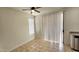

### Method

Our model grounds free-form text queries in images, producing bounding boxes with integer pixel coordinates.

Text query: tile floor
[12,39,76,52]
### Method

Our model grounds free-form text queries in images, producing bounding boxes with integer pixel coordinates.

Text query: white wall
[0,8,32,51]
[64,7,79,45]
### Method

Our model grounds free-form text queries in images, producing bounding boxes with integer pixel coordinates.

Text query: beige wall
[64,7,79,45]
[0,8,32,51]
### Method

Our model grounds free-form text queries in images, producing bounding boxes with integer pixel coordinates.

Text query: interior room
[0,7,79,52]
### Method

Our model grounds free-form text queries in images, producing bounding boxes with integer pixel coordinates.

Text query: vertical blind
[35,11,63,43]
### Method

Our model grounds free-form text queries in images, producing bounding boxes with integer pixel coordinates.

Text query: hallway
[12,38,75,52]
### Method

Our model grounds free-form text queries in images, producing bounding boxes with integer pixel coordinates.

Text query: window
[28,16,35,35]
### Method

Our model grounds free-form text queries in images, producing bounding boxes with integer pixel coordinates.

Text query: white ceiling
[12,7,63,15]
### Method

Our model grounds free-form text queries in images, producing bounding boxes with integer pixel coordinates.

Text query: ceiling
[12,7,63,15]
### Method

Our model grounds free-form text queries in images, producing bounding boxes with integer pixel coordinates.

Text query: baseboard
[9,35,35,52]
[44,39,59,43]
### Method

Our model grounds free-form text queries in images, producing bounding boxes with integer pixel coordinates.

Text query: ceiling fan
[22,7,41,14]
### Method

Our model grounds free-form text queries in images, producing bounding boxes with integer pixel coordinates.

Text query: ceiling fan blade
[34,9,40,13]
[35,7,41,9]
[22,9,30,11]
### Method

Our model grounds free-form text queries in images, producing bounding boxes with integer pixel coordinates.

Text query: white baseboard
[9,34,35,52]
[44,39,59,44]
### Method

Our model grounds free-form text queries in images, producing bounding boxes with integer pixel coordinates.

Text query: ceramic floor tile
[12,39,76,52]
